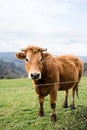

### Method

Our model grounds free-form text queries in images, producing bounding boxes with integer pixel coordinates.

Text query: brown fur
[16,46,83,122]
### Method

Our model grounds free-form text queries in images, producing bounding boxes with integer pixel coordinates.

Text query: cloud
[0,0,87,55]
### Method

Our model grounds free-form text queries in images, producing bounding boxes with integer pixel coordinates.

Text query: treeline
[84,63,87,71]
[0,59,27,79]
[84,63,87,76]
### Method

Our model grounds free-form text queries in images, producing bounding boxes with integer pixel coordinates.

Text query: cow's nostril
[31,73,34,78]
[30,73,41,79]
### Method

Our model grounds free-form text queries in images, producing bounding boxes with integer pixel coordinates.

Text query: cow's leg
[70,82,79,109]
[50,87,57,122]
[63,90,68,108]
[38,95,44,116]
[70,88,76,109]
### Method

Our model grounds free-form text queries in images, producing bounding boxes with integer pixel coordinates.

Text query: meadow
[0,77,87,130]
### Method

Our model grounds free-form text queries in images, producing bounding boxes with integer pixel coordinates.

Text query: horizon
[0,51,87,57]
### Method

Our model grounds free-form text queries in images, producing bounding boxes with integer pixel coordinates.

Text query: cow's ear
[16,52,26,60]
[43,53,52,60]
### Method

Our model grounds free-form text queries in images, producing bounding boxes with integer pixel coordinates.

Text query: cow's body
[33,57,59,97]
[16,46,83,122]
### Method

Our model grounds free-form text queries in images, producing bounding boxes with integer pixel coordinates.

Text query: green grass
[0,77,87,130]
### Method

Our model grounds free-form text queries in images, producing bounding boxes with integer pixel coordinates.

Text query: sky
[0,0,87,56]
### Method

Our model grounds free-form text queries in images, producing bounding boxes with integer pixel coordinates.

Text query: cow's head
[16,46,52,80]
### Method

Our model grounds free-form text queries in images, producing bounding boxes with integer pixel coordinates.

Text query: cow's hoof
[63,104,68,108]
[63,102,68,108]
[51,113,57,122]
[70,105,75,110]
[38,111,44,117]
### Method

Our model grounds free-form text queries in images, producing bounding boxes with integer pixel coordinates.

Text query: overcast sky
[0,0,87,55]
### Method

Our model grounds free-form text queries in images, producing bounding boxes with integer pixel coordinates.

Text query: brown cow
[16,45,83,122]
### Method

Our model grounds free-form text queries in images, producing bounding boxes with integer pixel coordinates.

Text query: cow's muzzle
[28,72,41,80]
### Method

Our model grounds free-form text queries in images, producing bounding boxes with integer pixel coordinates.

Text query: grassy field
[0,77,87,130]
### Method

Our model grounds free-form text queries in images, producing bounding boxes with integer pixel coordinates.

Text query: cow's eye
[25,58,29,62]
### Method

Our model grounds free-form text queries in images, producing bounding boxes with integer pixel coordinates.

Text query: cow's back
[63,54,84,80]
[55,55,82,90]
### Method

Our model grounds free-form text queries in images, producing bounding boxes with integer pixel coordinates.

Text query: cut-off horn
[42,48,47,51]
[21,49,25,51]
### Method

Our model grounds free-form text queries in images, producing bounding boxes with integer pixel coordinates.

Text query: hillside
[0,52,27,79]
[0,52,87,79]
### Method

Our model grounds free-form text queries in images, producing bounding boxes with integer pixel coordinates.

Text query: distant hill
[0,52,87,79]
[0,52,27,79]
